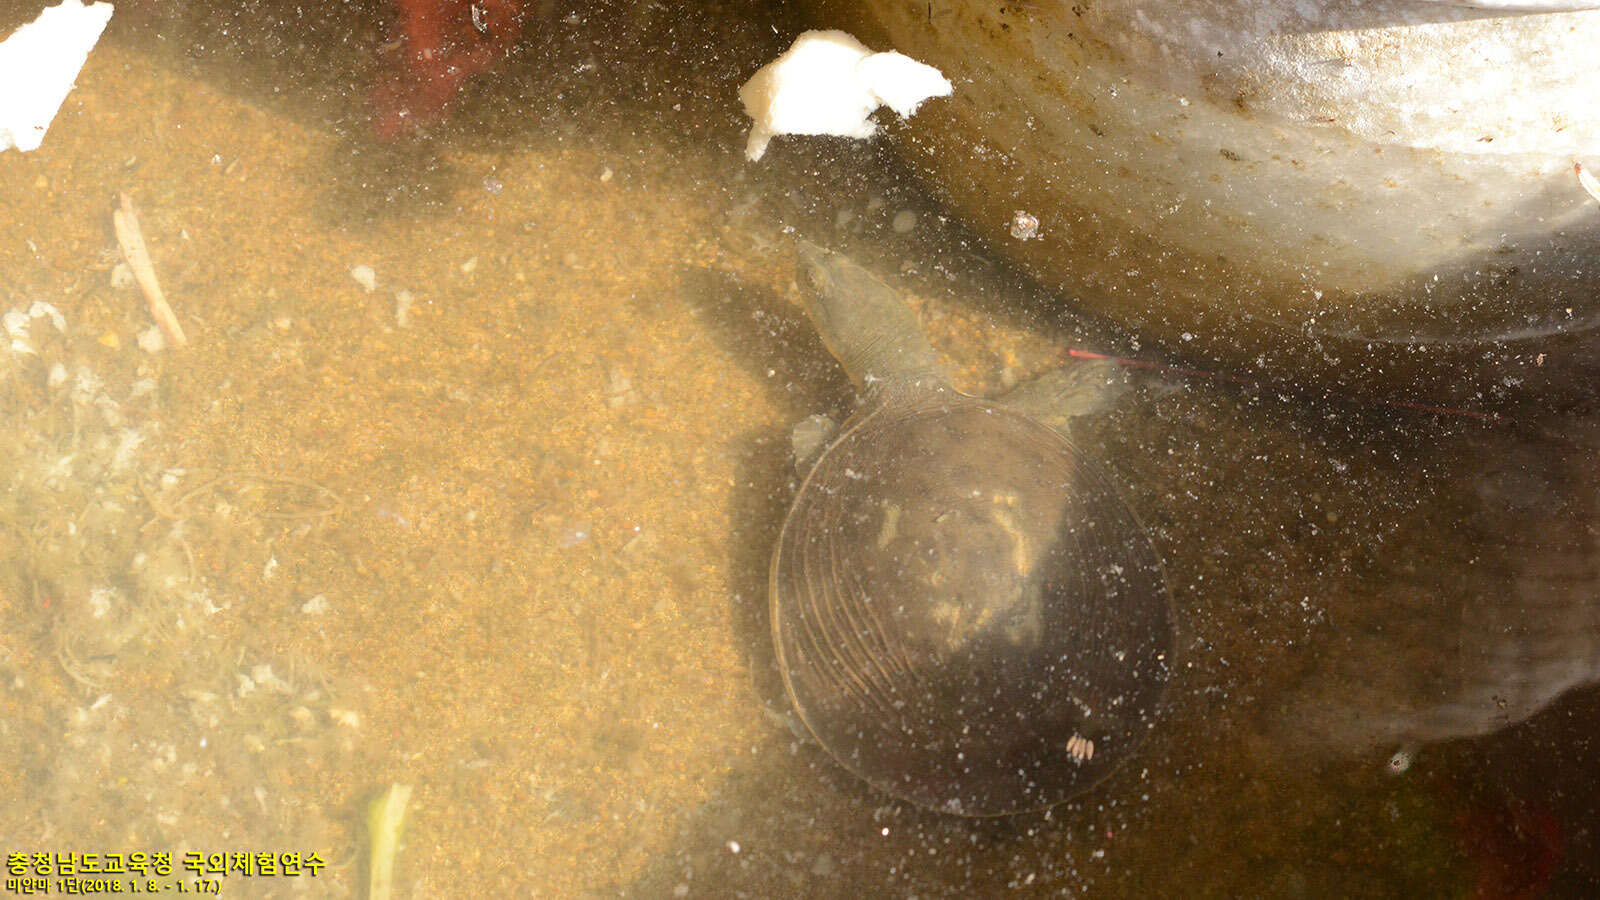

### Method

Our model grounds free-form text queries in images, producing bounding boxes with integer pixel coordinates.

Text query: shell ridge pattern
[806,505,889,719]
[818,404,925,727]
[829,535,904,719]
[790,439,908,734]
[841,540,920,695]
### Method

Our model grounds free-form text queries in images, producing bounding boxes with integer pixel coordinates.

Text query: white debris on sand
[4,300,66,354]
[739,29,952,162]
[393,289,414,328]
[350,264,378,293]
[0,0,114,153]
[136,324,166,354]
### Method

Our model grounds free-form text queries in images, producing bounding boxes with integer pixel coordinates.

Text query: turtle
[770,241,1174,817]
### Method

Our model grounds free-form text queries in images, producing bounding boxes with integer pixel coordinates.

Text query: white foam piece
[0,0,114,153]
[740,29,953,162]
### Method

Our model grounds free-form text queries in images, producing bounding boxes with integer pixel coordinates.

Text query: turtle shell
[771,386,1172,816]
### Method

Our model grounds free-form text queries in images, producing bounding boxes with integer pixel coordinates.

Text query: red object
[1455,796,1563,900]
[1065,347,1504,423]
[373,0,528,138]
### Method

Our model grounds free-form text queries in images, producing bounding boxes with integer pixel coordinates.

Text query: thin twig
[113,192,188,348]
[55,641,105,692]
[167,471,344,520]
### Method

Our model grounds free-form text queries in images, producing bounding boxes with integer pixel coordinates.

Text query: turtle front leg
[997,359,1135,436]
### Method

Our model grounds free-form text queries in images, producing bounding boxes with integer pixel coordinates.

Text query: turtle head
[796,240,947,395]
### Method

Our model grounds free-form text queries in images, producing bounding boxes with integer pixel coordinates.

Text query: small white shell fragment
[0,0,114,153]
[350,264,378,292]
[300,593,329,615]
[110,261,135,289]
[330,708,361,729]
[739,29,952,162]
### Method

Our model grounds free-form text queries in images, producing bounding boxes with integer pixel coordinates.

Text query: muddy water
[1,1,1596,897]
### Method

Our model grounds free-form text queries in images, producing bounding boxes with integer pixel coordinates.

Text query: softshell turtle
[771,242,1174,817]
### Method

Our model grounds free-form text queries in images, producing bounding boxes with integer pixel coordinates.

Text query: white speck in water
[1010,209,1041,240]
[29,300,65,332]
[1386,746,1415,775]
[300,594,328,615]
[559,523,592,548]
[251,664,288,693]
[110,428,145,471]
[87,586,119,619]
[726,840,740,854]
